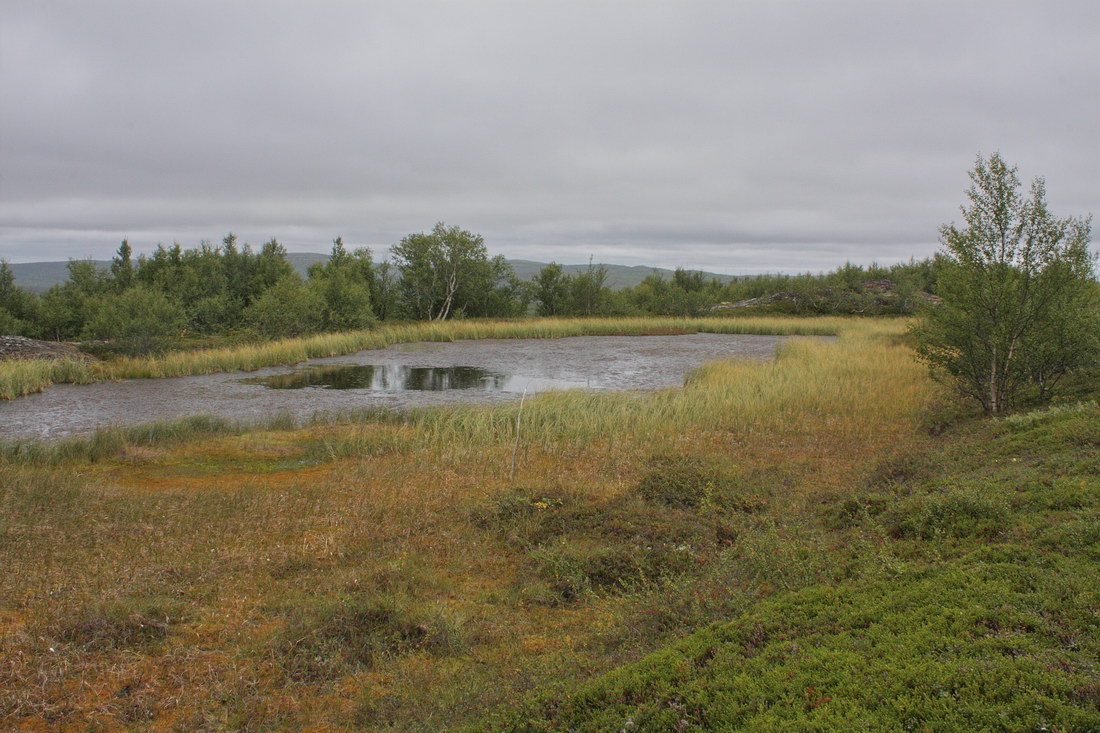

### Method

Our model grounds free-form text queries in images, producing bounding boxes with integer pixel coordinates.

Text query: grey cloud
[2,1,1098,270]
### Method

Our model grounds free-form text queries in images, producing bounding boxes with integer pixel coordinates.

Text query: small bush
[530,537,697,602]
[824,492,890,530]
[887,485,1010,540]
[268,592,463,681]
[82,286,186,356]
[471,489,576,547]
[476,489,720,603]
[635,455,738,510]
[864,449,934,490]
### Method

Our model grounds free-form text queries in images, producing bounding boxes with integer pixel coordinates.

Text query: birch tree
[913,153,1096,413]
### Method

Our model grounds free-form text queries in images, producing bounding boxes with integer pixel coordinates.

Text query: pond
[0,333,786,440]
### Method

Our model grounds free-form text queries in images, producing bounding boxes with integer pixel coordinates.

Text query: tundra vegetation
[1,158,1099,730]
[2,316,1099,730]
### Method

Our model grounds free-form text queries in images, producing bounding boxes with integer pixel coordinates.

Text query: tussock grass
[0,315,851,399]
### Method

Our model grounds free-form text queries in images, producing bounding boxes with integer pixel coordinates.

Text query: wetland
[0,332,784,440]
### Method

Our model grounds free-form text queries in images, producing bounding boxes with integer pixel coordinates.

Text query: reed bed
[411,318,920,452]
[0,319,915,466]
[0,357,95,399]
[0,315,853,399]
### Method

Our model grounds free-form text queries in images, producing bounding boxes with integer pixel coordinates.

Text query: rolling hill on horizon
[7,255,742,293]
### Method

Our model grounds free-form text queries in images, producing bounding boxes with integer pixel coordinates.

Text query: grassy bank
[9,318,1092,730]
[0,315,851,399]
[484,400,1100,731]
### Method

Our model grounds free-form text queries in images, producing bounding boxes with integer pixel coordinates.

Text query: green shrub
[887,485,1010,540]
[476,489,722,603]
[824,492,890,530]
[530,537,697,602]
[243,275,326,338]
[82,286,186,356]
[636,455,739,510]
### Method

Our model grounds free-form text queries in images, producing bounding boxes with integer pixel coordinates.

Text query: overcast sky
[2,1,1097,273]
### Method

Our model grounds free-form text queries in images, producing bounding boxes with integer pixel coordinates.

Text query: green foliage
[82,286,187,356]
[109,239,134,291]
[483,403,1100,732]
[912,153,1098,413]
[570,258,612,316]
[627,269,719,317]
[307,237,376,331]
[391,222,523,320]
[243,275,326,338]
[533,262,572,316]
[703,259,939,316]
[886,484,1010,540]
[0,259,37,336]
[475,488,725,603]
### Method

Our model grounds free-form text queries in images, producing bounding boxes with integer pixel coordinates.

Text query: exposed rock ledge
[0,335,90,361]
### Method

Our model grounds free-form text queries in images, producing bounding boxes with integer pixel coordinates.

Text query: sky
[1,1,1098,274]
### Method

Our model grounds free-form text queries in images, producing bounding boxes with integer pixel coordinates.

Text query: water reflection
[240,364,591,393]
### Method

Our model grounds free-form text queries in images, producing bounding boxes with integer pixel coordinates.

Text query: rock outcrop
[0,335,90,361]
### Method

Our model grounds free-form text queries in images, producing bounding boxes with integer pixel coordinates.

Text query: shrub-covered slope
[488,402,1100,732]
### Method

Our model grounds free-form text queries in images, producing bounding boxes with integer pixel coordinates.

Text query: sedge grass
[411,318,922,454]
[0,316,853,400]
[0,357,95,399]
[0,319,917,467]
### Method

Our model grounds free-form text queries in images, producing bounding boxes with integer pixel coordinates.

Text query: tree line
[1,224,943,356]
[4,157,1096,418]
[0,224,529,355]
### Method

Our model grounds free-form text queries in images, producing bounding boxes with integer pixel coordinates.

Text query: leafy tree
[307,237,376,331]
[35,286,82,341]
[252,238,296,296]
[243,275,326,338]
[0,259,36,335]
[66,258,111,298]
[83,286,187,355]
[912,153,1096,413]
[371,260,400,321]
[110,239,134,291]
[570,258,611,316]
[475,255,532,318]
[391,223,519,320]
[533,262,572,316]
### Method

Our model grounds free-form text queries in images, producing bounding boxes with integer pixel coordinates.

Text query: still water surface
[0,333,785,440]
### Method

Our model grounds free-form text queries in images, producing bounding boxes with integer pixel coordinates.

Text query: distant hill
[506,260,740,289]
[8,255,740,292]
[6,261,111,293]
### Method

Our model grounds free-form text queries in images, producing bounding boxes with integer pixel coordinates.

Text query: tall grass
[0,358,95,399]
[1,319,916,466]
[412,319,921,452]
[0,316,852,399]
